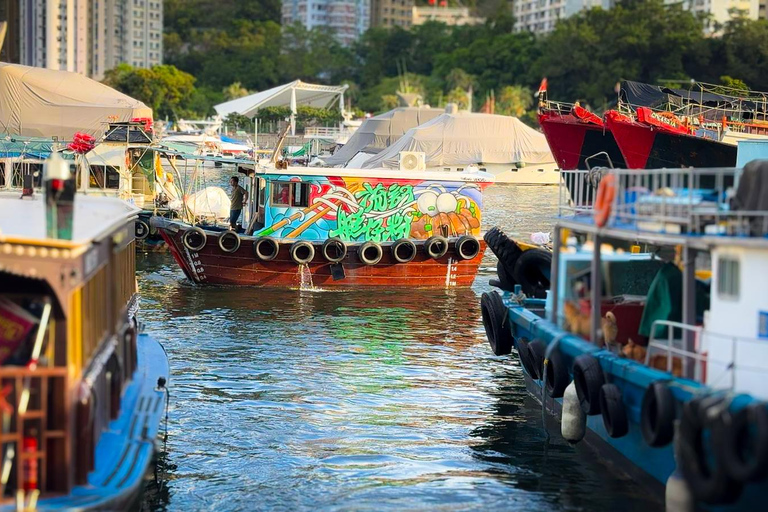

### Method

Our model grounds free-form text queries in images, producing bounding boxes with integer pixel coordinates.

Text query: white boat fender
[715,402,768,483]
[322,238,347,263]
[424,235,448,259]
[679,397,743,505]
[135,219,150,240]
[561,381,586,444]
[666,421,694,512]
[253,237,279,261]
[290,241,315,265]
[182,226,207,252]
[358,241,383,265]
[599,383,628,438]
[455,235,481,260]
[640,381,676,447]
[480,291,513,356]
[391,239,417,264]
[218,230,241,254]
[573,354,605,415]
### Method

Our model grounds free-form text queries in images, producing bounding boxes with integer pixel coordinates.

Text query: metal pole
[550,225,561,325]
[681,245,697,379]
[590,234,603,344]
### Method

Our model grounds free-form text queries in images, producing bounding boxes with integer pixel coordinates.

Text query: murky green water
[139,185,662,511]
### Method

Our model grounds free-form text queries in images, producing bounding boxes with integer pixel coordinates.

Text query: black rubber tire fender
[573,354,605,415]
[496,261,517,291]
[391,238,417,264]
[290,241,315,265]
[135,219,150,240]
[640,381,676,447]
[716,402,768,483]
[679,399,743,504]
[480,291,513,356]
[527,339,547,381]
[600,383,629,438]
[254,237,279,261]
[182,226,207,252]
[218,230,241,254]
[424,235,449,259]
[322,237,347,263]
[455,235,481,260]
[515,337,538,378]
[359,241,383,265]
[545,346,570,399]
[512,249,552,299]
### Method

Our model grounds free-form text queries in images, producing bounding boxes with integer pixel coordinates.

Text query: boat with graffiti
[481,158,768,509]
[152,161,493,288]
[0,157,169,508]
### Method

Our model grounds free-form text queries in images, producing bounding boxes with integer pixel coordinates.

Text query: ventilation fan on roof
[399,151,426,172]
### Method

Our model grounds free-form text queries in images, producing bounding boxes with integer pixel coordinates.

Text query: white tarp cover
[170,186,230,220]
[0,62,152,139]
[323,106,444,167]
[214,80,347,118]
[362,112,555,169]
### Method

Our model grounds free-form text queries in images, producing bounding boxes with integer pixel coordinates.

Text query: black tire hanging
[359,241,383,265]
[254,237,279,261]
[545,346,570,399]
[455,235,481,260]
[480,291,513,356]
[218,230,241,254]
[135,219,150,241]
[512,249,552,299]
[322,237,347,263]
[515,337,539,378]
[600,383,629,438]
[182,226,207,252]
[496,261,517,291]
[715,402,768,483]
[391,239,417,264]
[527,339,547,380]
[424,235,449,259]
[640,381,676,447]
[573,354,605,415]
[679,399,743,504]
[290,241,315,265]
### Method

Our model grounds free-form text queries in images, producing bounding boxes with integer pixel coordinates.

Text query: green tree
[223,82,249,101]
[445,87,471,110]
[102,64,197,119]
[496,85,533,118]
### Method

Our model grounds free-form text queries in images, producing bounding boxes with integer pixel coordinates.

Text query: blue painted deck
[7,334,170,511]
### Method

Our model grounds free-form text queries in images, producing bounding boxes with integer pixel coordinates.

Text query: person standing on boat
[229,176,248,231]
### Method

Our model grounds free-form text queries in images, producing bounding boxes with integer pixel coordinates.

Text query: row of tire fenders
[179,226,482,266]
[480,229,768,507]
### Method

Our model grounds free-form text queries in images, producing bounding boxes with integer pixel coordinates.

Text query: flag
[536,78,548,97]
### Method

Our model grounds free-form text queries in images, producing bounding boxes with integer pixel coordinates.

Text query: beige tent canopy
[362,111,555,169]
[322,106,444,167]
[0,62,152,139]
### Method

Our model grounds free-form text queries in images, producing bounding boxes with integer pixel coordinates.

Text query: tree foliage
[102,64,197,119]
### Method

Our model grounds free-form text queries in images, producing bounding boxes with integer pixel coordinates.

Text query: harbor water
[139,185,663,511]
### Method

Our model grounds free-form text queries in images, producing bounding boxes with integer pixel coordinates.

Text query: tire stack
[484,227,522,292]
[484,227,552,298]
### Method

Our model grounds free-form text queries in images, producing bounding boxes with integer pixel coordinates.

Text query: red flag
[439,0,447,6]
[536,78,548,96]
[428,0,436,4]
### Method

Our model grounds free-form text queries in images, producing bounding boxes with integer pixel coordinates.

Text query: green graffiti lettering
[329,183,415,241]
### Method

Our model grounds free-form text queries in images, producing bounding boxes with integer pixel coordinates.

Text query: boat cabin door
[255,177,266,230]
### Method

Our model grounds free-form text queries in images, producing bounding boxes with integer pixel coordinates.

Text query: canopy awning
[214,80,348,119]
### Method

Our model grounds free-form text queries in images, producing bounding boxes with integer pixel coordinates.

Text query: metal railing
[304,127,343,138]
[558,167,768,236]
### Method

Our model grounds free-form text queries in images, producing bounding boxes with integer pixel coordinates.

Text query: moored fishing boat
[481,159,768,508]
[152,162,493,288]
[0,160,169,509]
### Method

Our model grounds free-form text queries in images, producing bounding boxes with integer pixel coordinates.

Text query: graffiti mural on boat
[256,175,484,242]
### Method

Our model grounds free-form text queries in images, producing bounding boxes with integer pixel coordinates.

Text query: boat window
[510,167,518,172]
[258,178,267,207]
[89,165,120,189]
[717,256,740,300]
[271,181,310,208]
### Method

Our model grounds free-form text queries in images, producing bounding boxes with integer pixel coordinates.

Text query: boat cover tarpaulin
[322,107,445,167]
[361,112,555,169]
[214,80,347,118]
[0,63,152,139]
[620,81,682,109]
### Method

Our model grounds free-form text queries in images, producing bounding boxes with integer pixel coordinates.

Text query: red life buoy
[594,174,616,227]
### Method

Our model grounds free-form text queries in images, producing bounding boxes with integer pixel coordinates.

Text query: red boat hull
[604,110,737,169]
[538,112,627,170]
[158,225,486,288]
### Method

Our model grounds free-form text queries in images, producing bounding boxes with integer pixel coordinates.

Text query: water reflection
[138,185,661,511]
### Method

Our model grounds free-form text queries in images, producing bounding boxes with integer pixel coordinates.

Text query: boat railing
[539,100,574,116]
[304,126,343,138]
[560,167,768,237]
[648,320,768,389]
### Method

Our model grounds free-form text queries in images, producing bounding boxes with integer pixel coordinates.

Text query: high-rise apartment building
[370,0,413,29]
[512,0,761,34]
[282,0,370,45]
[0,0,162,79]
